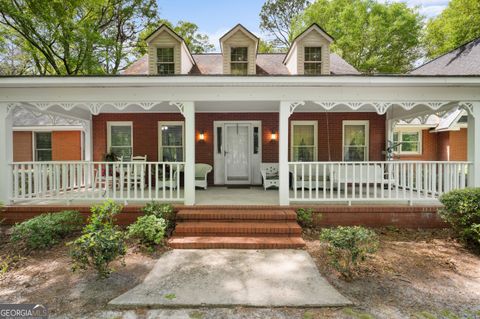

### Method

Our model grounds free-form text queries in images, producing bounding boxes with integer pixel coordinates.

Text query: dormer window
[157,47,175,75]
[231,47,248,75]
[304,47,322,75]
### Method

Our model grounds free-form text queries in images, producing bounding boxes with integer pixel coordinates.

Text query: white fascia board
[1,76,480,89]
[13,125,84,131]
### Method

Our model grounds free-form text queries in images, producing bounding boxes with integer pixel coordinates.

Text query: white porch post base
[279,101,290,206]
[183,102,196,205]
[0,104,13,204]
[468,102,480,187]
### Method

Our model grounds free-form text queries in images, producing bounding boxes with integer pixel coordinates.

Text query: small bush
[68,201,126,278]
[320,226,379,279]
[296,208,314,228]
[142,202,175,235]
[439,188,480,251]
[127,214,166,249]
[11,210,83,250]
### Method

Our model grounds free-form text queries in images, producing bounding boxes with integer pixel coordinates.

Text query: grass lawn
[0,226,479,319]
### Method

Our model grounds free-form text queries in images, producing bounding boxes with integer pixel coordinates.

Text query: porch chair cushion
[195,163,212,189]
[260,163,279,190]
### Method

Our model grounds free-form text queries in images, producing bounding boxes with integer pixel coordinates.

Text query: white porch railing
[10,161,185,203]
[288,161,471,203]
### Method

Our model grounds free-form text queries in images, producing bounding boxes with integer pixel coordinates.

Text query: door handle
[224,150,228,156]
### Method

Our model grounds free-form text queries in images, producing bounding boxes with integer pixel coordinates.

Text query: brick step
[176,209,297,221]
[168,236,306,249]
[174,221,302,236]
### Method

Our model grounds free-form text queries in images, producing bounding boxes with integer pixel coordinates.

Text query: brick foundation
[2,204,445,228]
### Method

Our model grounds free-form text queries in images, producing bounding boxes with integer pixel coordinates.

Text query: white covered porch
[1,76,479,206]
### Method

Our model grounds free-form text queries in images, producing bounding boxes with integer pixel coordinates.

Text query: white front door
[224,123,251,184]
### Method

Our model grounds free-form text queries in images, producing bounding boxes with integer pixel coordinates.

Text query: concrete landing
[109,249,351,308]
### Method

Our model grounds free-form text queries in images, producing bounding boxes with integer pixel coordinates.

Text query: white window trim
[304,46,322,75]
[290,120,318,161]
[158,121,185,162]
[342,120,370,161]
[393,128,423,155]
[33,131,52,161]
[230,47,249,74]
[107,121,133,157]
[156,47,175,75]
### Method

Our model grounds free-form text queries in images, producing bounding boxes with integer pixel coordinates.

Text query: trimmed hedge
[10,210,83,250]
[439,188,480,251]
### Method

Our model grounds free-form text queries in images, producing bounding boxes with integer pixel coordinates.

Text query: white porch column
[279,101,290,206]
[0,104,13,204]
[83,117,93,161]
[183,102,196,205]
[468,102,480,187]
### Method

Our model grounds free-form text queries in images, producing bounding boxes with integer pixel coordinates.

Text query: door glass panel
[217,127,222,154]
[225,125,250,182]
[253,127,259,154]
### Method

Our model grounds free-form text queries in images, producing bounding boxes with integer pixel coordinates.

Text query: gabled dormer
[145,24,195,75]
[284,24,334,75]
[220,24,259,75]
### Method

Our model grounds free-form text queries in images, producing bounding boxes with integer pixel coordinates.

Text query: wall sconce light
[199,131,205,141]
[271,131,277,141]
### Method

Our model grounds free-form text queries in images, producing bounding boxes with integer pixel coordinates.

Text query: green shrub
[127,214,166,248]
[11,210,83,250]
[68,201,126,278]
[439,188,480,251]
[320,226,379,279]
[296,208,314,228]
[142,202,175,234]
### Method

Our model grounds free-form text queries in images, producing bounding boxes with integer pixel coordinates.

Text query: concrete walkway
[109,249,351,308]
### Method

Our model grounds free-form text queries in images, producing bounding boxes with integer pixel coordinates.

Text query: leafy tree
[0,0,158,75]
[424,0,480,59]
[136,19,214,55]
[0,26,33,75]
[294,0,423,74]
[259,0,311,48]
[258,39,286,53]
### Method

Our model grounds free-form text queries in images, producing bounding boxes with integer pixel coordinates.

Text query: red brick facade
[397,128,468,161]
[92,112,388,184]
[13,131,82,161]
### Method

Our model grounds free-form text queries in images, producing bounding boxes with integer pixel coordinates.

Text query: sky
[157,0,450,50]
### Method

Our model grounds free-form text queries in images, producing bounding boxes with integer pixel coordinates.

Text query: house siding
[296,31,331,75]
[147,30,181,75]
[221,29,257,75]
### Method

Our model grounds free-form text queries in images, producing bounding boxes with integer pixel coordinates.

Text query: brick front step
[168,236,306,249]
[175,221,302,236]
[170,209,305,249]
[176,209,297,221]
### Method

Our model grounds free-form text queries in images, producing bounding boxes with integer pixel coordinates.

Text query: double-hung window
[231,47,248,75]
[393,130,422,155]
[107,122,133,160]
[157,47,175,75]
[35,132,52,161]
[304,47,322,75]
[343,121,369,161]
[291,121,318,161]
[159,122,184,162]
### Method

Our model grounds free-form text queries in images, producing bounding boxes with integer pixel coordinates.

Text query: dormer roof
[283,23,334,64]
[144,24,195,66]
[219,24,259,53]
